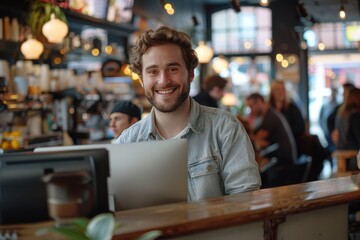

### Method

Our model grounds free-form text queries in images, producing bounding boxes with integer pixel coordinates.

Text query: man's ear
[130,117,139,125]
[189,70,195,83]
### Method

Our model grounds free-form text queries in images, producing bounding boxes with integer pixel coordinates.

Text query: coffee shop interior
[0,0,360,239]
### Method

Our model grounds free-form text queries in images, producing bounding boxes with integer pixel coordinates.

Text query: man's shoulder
[119,116,151,142]
[199,105,239,124]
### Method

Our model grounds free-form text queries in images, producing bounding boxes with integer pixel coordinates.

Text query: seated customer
[115,26,261,200]
[246,93,297,188]
[269,80,328,181]
[109,100,141,143]
[335,87,360,170]
[269,80,305,150]
[193,74,227,108]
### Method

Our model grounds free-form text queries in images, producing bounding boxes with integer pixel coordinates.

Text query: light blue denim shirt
[114,97,261,201]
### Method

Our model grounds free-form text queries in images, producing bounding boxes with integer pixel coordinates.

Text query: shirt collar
[139,97,205,140]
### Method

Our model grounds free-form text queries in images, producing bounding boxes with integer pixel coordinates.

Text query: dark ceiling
[136,0,360,23]
[297,0,360,23]
[199,0,360,22]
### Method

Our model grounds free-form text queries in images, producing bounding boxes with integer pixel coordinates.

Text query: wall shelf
[64,9,137,38]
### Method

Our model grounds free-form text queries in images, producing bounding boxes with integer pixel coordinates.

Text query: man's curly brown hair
[129,26,199,78]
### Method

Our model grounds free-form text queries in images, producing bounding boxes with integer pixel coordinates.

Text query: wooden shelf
[64,9,137,38]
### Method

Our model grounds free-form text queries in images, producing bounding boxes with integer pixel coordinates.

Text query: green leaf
[37,226,88,240]
[44,3,51,18]
[54,6,61,18]
[136,230,163,240]
[86,213,116,240]
[27,1,68,38]
[73,218,90,230]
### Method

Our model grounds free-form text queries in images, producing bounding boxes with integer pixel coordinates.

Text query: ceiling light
[221,92,238,107]
[259,0,269,7]
[318,41,325,51]
[212,55,229,74]
[339,5,346,19]
[276,53,283,62]
[20,35,44,60]
[195,41,214,64]
[42,13,68,43]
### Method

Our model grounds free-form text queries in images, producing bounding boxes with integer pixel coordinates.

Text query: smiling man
[114,26,261,200]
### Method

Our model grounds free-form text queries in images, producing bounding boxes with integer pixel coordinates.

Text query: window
[304,22,360,50]
[211,7,272,54]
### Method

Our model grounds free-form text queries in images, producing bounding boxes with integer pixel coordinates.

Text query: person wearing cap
[109,100,141,142]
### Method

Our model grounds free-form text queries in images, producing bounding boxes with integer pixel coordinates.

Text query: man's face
[109,112,133,138]
[102,61,121,77]
[210,86,225,101]
[246,98,262,117]
[141,44,193,113]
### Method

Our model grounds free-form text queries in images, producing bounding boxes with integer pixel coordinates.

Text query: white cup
[14,76,28,95]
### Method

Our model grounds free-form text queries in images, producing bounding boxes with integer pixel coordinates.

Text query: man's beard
[145,82,190,113]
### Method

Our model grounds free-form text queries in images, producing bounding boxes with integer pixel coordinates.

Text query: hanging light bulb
[339,5,346,19]
[318,41,325,51]
[20,35,44,59]
[195,41,214,64]
[42,13,68,43]
[212,55,229,74]
[259,0,269,7]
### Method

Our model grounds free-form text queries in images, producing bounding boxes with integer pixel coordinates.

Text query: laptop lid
[35,139,188,211]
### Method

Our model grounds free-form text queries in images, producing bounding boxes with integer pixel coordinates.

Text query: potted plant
[27,0,67,43]
[37,213,162,240]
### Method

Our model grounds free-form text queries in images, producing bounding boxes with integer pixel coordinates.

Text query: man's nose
[158,70,170,84]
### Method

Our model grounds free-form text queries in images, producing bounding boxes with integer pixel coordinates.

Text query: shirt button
[207,165,212,172]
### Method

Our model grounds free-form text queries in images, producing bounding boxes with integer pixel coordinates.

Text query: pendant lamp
[42,13,68,43]
[195,41,214,64]
[20,35,44,59]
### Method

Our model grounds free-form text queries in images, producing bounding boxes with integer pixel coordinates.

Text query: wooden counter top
[114,174,360,239]
[2,174,360,240]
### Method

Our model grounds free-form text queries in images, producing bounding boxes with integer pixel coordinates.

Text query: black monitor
[0,149,110,225]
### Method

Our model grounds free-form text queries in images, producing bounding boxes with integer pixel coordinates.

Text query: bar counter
[115,174,360,240]
[2,174,360,240]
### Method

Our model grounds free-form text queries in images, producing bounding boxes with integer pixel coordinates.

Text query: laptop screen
[35,139,188,211]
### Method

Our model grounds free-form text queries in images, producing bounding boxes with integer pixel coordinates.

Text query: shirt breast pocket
[188,158,224,200]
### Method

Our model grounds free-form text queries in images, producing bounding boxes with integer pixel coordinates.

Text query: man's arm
[220,118,262,194]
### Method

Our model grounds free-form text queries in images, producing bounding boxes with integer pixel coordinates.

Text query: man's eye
[169,67,178,72]
[147,69,157,75]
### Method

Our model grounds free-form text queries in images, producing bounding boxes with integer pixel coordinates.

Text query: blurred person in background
[269,80,328,181]
[246,93,297,188]
[269,80,306,148]
[328,82,355,147]
[109,100,141,143]
[319,87,339,154]
[193,74,227,108]
[101,59,123,77]
[334,87,360,166]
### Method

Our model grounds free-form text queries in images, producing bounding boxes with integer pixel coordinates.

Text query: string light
[318,41,325,51]
[339,4,346,19]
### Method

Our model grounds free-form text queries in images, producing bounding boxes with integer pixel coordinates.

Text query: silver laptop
[35,139,188,211]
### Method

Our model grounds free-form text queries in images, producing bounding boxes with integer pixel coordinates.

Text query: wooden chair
[332,150,359,175]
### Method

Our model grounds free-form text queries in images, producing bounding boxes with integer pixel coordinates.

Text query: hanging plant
[27,0,67,42]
